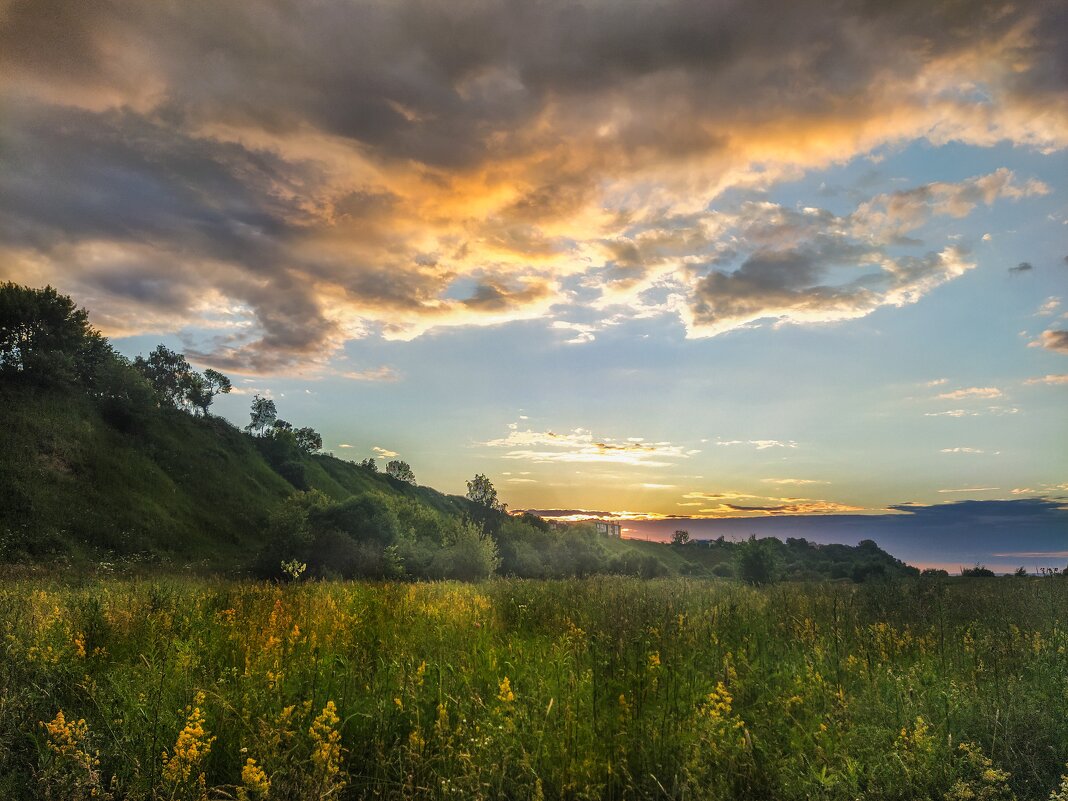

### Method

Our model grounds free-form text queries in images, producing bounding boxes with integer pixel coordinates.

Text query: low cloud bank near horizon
[524,498,1068,572]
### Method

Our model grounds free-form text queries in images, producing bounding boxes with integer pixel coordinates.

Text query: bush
[711,562,736,578]
[736,536,777,585]
[430,521,500,580]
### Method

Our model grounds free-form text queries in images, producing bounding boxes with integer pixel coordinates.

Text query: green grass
[0,384,474,569]
[2,576,1066,799]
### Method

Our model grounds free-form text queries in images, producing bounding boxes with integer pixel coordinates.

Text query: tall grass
[1,576,1066,799]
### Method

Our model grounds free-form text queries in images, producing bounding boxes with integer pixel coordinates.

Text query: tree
[961,563,996,578]
[466,473,504,511]
[133,345,199,409]
[736,535,776,585]
[359,457,378,472]
[246,394,277,435]
[921,567,949,578]
[294,426,322,454]
[1014,566,1029,577]
[190,368,232,416]
[672,529,691,545]
[386,460,415,484]
[0,282,111,386]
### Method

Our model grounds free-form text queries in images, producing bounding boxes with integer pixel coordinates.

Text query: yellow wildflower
[497,677,515,704]
[162,692,215,785]
[309,700,342,780]
[238,757,271,799]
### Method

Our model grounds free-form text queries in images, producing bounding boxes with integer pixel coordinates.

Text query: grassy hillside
[0,382,471,568]
[0,379,918,584]
[0,282,918,580]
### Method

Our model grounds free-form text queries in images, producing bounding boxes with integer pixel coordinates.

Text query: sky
[1,0,1066,568]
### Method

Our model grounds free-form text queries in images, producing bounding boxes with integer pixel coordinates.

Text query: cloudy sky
[2,0,1066,557]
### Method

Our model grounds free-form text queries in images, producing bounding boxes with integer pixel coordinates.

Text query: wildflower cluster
[309,700,344,795]
[40,710,109,799]
[238,757,271,800]
[162,692,216,788]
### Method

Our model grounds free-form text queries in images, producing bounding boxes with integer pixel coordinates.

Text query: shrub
[736,535,777,585]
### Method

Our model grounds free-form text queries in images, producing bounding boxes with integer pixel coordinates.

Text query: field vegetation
[2,576,1067,800]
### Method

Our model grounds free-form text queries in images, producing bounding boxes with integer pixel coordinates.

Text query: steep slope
[0,383,471,567]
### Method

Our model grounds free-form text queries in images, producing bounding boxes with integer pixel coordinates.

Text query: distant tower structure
[592,520,622,538]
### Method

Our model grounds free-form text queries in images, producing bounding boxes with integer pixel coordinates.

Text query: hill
[0,380,473,569]
[0,281,917,581]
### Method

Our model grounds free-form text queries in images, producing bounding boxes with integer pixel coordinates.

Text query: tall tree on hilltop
[467,473,504,512]
[386,460,415,484]
[246,394,277,436]
[189,368,232,416]
[0,282,111,386]
[295,427,322,454]
[133,345,197,409]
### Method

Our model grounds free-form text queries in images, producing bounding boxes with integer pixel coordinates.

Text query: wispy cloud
[761,478,828,486]
[1036,296,1061,316]
[940,447,990,454]
[992,551,1068,559]
[936,387,1003,400]
[679,490,862,517]
[1024,374,1068,386]
[338,366,401,382]
[938,487,1000,493]
[551,320,599,345]
[715,439,798,450]
[372,446,399,459]
[484,427,696,467]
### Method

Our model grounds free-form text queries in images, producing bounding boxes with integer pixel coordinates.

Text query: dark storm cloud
[1009,262,1033,274]
[3,0,1061,168]
[0,99,345,368]
[0,100,306,258]
[1,0,1065,370]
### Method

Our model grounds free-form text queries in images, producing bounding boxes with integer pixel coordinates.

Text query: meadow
[2,576,1067,800]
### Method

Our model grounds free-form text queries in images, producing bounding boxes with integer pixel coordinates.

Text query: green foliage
[246,394,277,436]
[0,577,1065,800]
[294,426,322,454]
[963,563,997,577]
[736,535,777,585]
[466,473,502,511]
[385,460,415,484]
[0,282,111,387]
[431,520,500,580]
